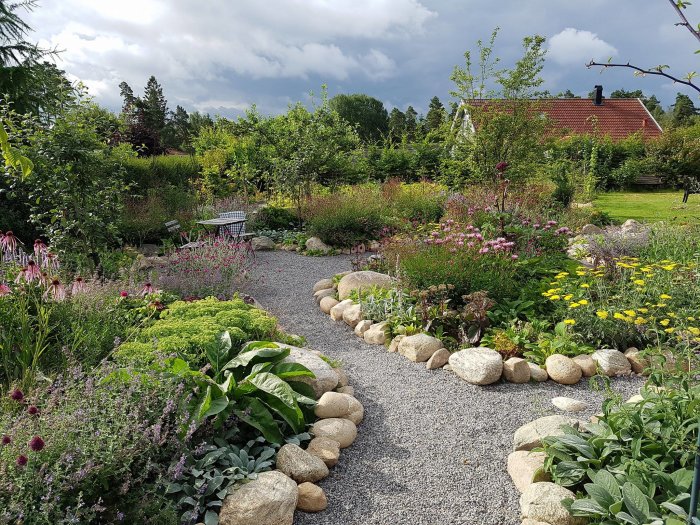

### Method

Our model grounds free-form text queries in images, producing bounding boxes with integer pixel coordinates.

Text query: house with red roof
[457,86,663,141]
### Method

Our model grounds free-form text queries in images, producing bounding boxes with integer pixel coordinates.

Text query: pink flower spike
[44,278,66,302]
[25,260,40,282]
[0,283,10,296]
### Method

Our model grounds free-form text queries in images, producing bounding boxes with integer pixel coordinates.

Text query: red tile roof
[465,98,662,141]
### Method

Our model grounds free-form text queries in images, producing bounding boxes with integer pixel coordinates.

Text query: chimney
[593,85,603,106]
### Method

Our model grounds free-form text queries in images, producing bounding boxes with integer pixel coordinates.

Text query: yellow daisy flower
[659,319,670,326]
[659,294,672,300]
[578,299,589,305]
[596,311,609,319]
[564,319,576,325]
[580,283,590,289]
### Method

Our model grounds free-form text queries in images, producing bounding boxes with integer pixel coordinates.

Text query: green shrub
[123,155,200,190]
[114,297,279,368]
[383,180,446,223]
[249,205,299,230]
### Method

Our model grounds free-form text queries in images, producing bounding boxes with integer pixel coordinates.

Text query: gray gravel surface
[244,251,643,525]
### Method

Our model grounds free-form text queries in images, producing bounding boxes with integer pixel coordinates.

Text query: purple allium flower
[29,436,45,452]
[1,435,11,445]
[495,161,509,172]
[9,389,24,402]
[16,455,28,467]
[27,405,39,415]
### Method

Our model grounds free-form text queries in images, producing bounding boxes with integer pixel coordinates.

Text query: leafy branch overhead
[587,0,700,94]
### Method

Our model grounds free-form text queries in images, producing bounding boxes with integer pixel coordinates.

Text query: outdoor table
[196,217,247,240]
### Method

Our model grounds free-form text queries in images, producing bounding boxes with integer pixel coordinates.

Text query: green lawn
[594,191,700,223]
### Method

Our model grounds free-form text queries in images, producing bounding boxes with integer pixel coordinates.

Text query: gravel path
[244,251,642,525]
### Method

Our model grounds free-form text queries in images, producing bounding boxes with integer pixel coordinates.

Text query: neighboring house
[455,86,663,141]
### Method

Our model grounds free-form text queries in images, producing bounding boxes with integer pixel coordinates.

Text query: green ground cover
[595,191,700,223]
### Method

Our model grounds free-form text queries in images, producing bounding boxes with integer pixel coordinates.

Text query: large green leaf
[270,362,315,380]
[622,482,650,524]
[260,392,305,435]
[207,331,232,375]
[222,347,290,371]
[248,372,297,408]
[584,482,616,511]
[594,469,622,500]
[233,397,283,444]
[570,497,608,517]
[201,396,229,419]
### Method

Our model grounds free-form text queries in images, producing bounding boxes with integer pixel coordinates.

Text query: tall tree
[387,107,406,144]
[424,96,446,133]
[162,105,191,151]
[329,93,389,143]
[405,106,418,140]
[671,92,698,127]
[118,76,170,154]
[141,76,167,135]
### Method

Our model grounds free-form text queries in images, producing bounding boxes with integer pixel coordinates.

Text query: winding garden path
[245,251,641,525]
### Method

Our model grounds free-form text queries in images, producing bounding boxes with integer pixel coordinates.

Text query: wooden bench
[164,220,202,249]
[634,174,664,188]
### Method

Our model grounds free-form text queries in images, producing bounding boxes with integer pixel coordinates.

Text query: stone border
[313,271,647,388]
[218,354,364,524]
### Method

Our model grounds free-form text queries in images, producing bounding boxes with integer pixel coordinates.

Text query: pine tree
[671,93,698,127]
[424,96,445,133]
[405,105,418,140]
[387,108,406,144]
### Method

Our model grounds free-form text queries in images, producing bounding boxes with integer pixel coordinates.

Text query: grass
[594,191,700,223]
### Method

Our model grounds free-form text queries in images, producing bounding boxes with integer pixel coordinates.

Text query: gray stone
[572,355,597,377]
[314,288,336,303]
[354,319,373,337]
[624,347,647,374]
[580,224,603,235]
[312,278,334,293]
[503,357,531,384]
[337,271,395,300]
[507,451,550,493]
[251,236,276,251]
[520,482,585,525]
[426,348,451,370]
[319,296,339,314]
[363,322,388,345]
[621,218,642,232]
[527,362,548,382]
[296,482,327,513]
[137,243,159,256]
[342,304,363,328]
[514,415,579,451]
[330,299,354,321]
[279,345,338,398]
[592,349,632,376]
[306,437,340,468]
[219,470,297,525]
[398,333,444,363]
[337,385,355,396]
[388,335,405,353]
[334,368,349,387]
[276,444,329,483]
[449,347,503,385]
[545,354,582,385]
[551,397,588,413]
[305,237,332,253]
[314,391,364,424]
[311,418,358,448]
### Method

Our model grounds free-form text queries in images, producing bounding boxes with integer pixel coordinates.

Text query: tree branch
[586,61,700,94]
[668,0,700,43]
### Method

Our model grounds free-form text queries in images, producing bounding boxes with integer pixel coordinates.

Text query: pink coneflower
[0,283,10,297]
[140,282,156,296]
[9,389,24,402]
[45,253,59,271]
[29,436,45,452]
[1,435,11,445]
[0,231,19,254]
[27,405,39,415]
[25,260,40,282]
[16,455,28,467]
[44,278,66,301]
[71,277,87,295]
[33,239,47,257]
[14,267,27,284]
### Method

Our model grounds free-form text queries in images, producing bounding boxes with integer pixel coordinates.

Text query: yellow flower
[580,283,590,289]
[664,327,675,333]
[576,271,586,276]
[659,294,672,300]
[655,303,667,308]
[688,327,700,336]
[563,294,573,301]
[638,308,649,314]
[668,312,677,318]
[564,319,576,325]
[596,311,609,319]
[549,295,560,301]
[613,312,626,320]
[640,267,652,273]
[569,302,581,309]
[578,299,589,305]
[661,264,676,271]
[623,310,636,317]
[687,317,696,322]
[659,319,670,327]
[555,274,567,280]
[634,317,646,325]
[633,279,645,286]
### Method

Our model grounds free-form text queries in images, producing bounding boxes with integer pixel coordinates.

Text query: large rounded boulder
[337,271,396,300]
[448,347,503,385]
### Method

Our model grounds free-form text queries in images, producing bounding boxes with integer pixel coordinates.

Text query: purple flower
[29,436,45,452]
[27,405,39,415]
[1,435,11,445]
[16,455,28,467]
[9,389,24,402]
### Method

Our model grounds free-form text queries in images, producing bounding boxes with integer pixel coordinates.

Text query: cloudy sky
[27,0,700,117]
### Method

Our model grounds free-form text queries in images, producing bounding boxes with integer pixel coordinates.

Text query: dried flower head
[71,276,87,295]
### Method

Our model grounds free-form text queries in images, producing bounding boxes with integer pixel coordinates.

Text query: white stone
[363,322,388,345]
[514,415,580,451]
[545,354,582,385]
[311,418,358,448]
[520,482,585,525]
[449,347,503,385]
[354,319,373,337]
[527,363,548,382]
[276,444,329,483]
[330,299,354,321]
[251,236,276,251]
[551,397,588,413]
[319,296,339,314]
[219,470,297,525]
[314,288,336,303]
[312,278,334,293]
[503,357,530,384]
[278,345,338,398]
[342,304,363,328]
[337,385,355,396]
[572,355,597,377]
[398,333,444,363]
[314,392,364,424]
[334,368,349,387]
[388,335,405,353]
[305,237,332,253]
[337,271,395,300]
[592,349,631,377]
[426,348,451,370]
[306,437,340,468]
[507,451,550,493]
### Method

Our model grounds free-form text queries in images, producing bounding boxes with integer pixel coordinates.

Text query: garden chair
[218,211,255,243]
[164,220,202,249]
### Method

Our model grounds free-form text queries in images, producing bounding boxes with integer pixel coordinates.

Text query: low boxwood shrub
[123,155,200,190]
